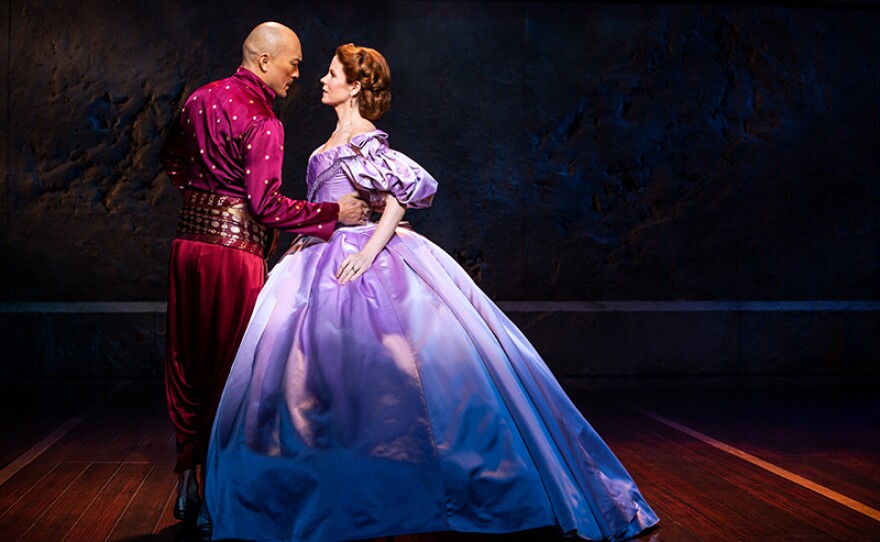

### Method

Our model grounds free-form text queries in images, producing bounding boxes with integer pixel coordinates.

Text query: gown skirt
[205,221,659,542]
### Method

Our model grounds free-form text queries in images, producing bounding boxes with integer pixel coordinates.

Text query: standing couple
[161,21,659,542]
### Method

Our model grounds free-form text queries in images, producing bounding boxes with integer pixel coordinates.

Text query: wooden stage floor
[0,375,878,541]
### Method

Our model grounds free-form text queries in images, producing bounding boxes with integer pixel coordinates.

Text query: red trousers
[165,239,266,474]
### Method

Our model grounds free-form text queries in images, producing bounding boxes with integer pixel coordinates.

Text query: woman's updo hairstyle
[336,43,391,121]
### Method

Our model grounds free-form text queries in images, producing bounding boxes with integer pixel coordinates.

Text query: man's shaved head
[241,22,303,98]
[242,22,300,65]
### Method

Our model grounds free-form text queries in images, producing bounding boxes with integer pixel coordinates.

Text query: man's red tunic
[161,66,338,474]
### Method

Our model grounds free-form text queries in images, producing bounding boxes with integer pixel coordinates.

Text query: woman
[205,44,659,542]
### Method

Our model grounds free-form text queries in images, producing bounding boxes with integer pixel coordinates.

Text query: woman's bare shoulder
[348,120,378,142]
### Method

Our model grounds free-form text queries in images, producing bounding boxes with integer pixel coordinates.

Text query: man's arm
[159,113,188,188]
[242,119,339,240]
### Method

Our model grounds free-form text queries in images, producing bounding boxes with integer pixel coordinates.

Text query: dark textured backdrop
[1,1,878,376]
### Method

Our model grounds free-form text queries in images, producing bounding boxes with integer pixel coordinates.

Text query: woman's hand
[336,250,377,285]
[336,194,405,285]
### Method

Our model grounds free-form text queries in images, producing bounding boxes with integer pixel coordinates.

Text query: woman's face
[320,56,352,107]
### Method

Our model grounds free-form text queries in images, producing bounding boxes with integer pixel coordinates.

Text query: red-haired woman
[205,44,659,542]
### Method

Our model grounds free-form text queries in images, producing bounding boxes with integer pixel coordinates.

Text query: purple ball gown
[205,130,659,542]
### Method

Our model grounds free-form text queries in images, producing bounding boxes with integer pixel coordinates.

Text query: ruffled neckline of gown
[310,129,389,160]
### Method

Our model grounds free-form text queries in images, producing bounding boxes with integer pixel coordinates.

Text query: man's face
[264,40,302,98]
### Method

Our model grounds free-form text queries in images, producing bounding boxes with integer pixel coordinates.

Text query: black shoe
[196,500,213,541]
[173,494,201,522]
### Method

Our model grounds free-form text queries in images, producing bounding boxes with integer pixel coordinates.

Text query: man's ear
[258,53,271,73]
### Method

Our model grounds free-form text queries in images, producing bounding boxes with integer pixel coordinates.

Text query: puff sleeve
[338,131,437,209]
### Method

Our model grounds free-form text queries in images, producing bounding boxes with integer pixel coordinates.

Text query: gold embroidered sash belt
[175,189,268,258]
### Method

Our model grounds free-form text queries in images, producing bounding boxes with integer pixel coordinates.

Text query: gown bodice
[305,130,438,210]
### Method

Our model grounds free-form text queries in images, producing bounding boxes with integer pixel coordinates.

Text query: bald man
[160,22,367,524]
